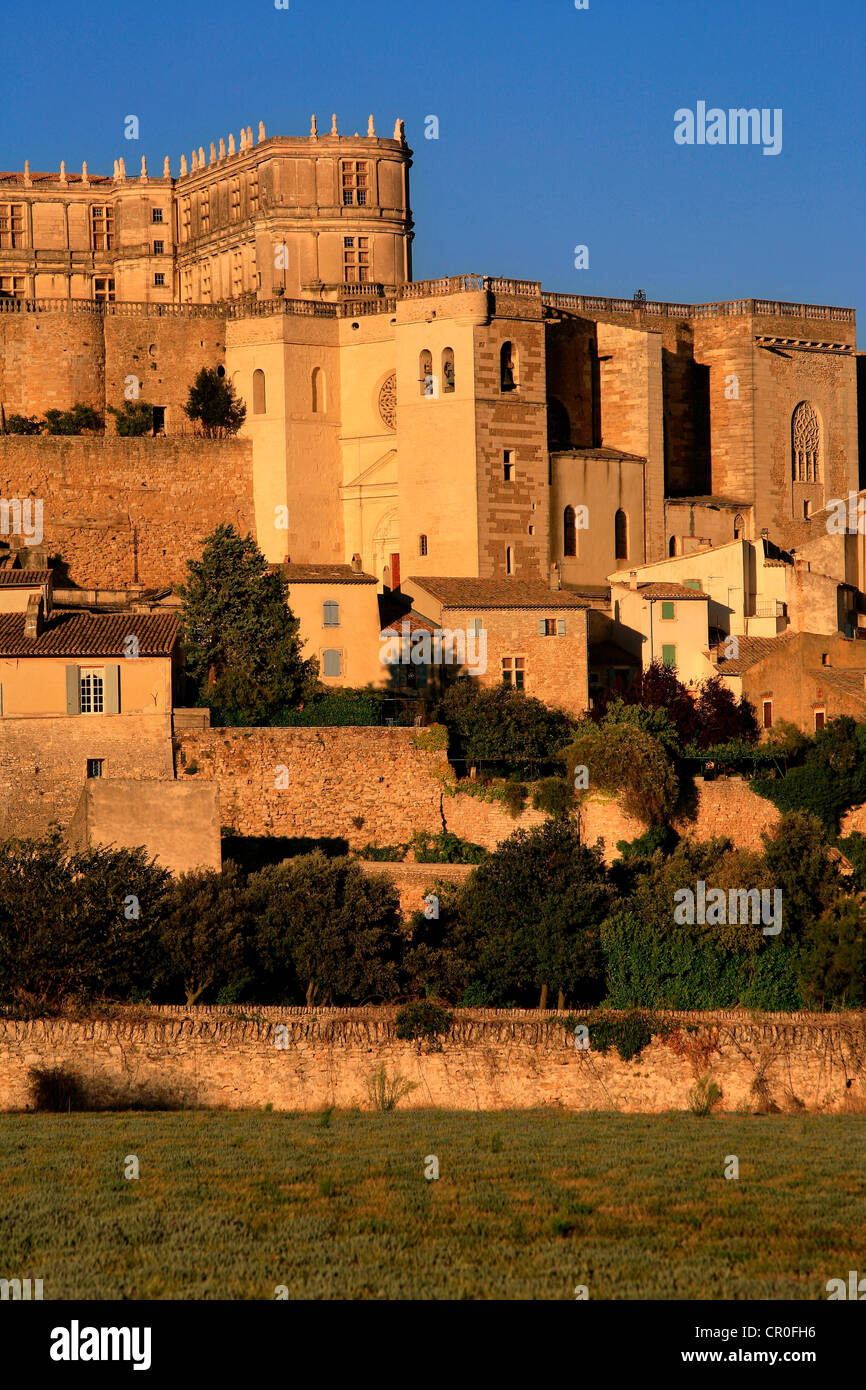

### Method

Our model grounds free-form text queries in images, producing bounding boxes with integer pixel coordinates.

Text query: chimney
[549,561,561,591]
[351,553,363,573]
[709,647,719,667]
[629,569,638,591]
[24,593,43,640]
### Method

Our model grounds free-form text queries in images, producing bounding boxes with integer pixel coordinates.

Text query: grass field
[1,1110,864,1300]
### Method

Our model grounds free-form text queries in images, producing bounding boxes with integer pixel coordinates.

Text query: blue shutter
[104,664,120,714]
[66,665,80,715]
[557,618,566,636]
[537,619,546,636]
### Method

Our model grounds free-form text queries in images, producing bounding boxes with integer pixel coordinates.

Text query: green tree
[2,413,41,435]
[250,853,404,1005]
[183,366,246,437]
[564,719,679,825]
[459,820,613,1009]
[43,402,102,435]
[107,400,154,436]
[435,680,573,771]
[0,834,169,1014]
[800,895,866,1009]
[760,811,842,940]
[178,524,317,723]
[155,864,249,1005]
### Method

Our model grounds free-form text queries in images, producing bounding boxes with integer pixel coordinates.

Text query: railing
[541,292,855,323]
[753,599,786,618]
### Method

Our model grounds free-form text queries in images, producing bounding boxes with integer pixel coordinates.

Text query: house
[712,631,866,733]
[608,579,711,687]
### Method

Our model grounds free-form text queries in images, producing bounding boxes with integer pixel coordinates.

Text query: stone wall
[68,779,221,874]
[359,860,474,918]
[581,776,782,862]
[0,714,174,840]
[0,435,255,588]
[175,726,447,850]
[3,1006,864,1114]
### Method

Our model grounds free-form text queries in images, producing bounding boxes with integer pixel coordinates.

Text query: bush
[564,719,678,825]
[365,1065,418,1111]
[107,400,154,436]
[183,366,246,437]
[357,843,409,862]
[155,864,249,1005]
[435,681,573,771]
[584,1011,671,1062]
[411,830,487,864]
[43,403,102,435]
[688,1074,723,1116]
[531,777,574,818]
[3,413,41,435]
[394,1001,454,1050]
[273,689,382,727]
[753,718,866,832]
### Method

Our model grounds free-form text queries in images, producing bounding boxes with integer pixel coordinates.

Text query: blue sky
[6,0,864,338]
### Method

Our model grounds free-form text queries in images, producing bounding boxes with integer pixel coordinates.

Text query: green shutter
[661,600,675,620]
[65,665,80,715]
[661,644,677,669]
[684,579,702,591]
[104,664,120,714]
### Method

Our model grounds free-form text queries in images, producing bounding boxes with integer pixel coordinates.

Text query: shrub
[365,1065,418,1111]
[43,403,102,435]
[435,680,573,770]
[564,720,678,825]
[183,366,246,436]
[531,777,574,818]
[273,688,381,727]
[688,1074,723,1116]
[3,413,41,435]
[410,830,487,864]
[395,1000,454,1050]
[585,1011,670,1062]
[356,843,408,862]
[107,400,154,436]
[155,863,250,1005]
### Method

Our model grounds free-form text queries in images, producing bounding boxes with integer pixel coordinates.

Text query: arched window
[615,509,628,561]
[505,545,515,575]
[563,506,577,558]
[323,600,340,627]
[669,536,678,556]
[312,367,326,413]
[792,401,821,482]
[441,347,455,393]
[734,513,745,540]
[418,534,428,557]
[419,349,434,396]
[500,341,518,392]
[252,368,266,414]
[547,397,571,449]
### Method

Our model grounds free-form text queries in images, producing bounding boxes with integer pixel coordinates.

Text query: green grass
[0,1111,864,1299]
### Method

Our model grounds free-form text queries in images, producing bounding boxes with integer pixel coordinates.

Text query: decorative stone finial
[258,120,266,142]
[81,161,89,187]
[246,125,253,146]
[199,146,205,166]
[191,150,198,172]
[180,154,188,176]
[209,142,216,165]
[310,114,318,138]
[118,157,126,181]
[59,160,67,185]
[228,133,235,156]
[368,114,375,136]
[113,159,119,179]
[23,160,31,186]
[140,155,148,181]
[393,117,405,140]
[331,113,338,135]
[163,155,170,178]
[218,138,226,160]
[240,129,247,152]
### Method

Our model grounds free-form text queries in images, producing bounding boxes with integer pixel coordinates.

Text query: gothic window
[792,401,821,483]
[563,506,577,558]
[734,513,745,540]
[500,341,518,392]
[615,509,628,561]
[253,369,266,414]
[441,347,455,393]
[378,372,397,430]
[419,350,434,397]
[312,367,326,413]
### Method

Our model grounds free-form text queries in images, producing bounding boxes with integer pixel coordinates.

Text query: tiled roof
[549,446,646,462]
[712,632,796,676]
[380,612,438,637]
[0,611,179,657]
[634,582,709,600]
[282,564,377,584]
[0,171,112,185]
[806,668,866,700]
[0,569,53,586]
[407,577,589,609]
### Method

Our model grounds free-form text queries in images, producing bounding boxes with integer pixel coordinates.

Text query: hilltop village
[1,114,864,871]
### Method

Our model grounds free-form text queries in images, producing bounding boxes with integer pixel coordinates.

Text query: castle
[1,116,865,865]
